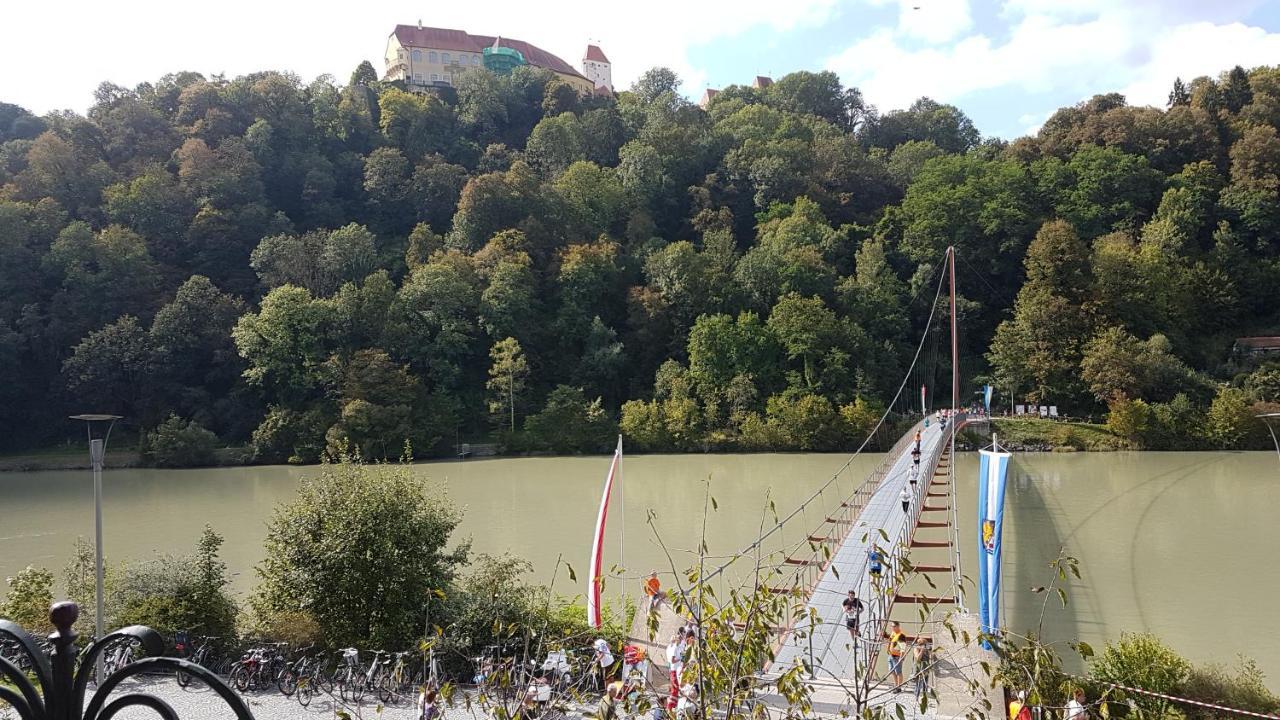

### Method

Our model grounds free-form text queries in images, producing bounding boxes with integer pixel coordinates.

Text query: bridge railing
[855,412,965,691]
[697,414,923,597]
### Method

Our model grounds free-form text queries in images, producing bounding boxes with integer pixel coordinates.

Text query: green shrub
[250,404,333,464]
[1091,632,1189,719]
[523,385,614,453]
[253,457,465,649]
[1,565,54,633]
[1181,658,1280,720]
[1204,386,1255,449]
[110,526,238,640]
[1106,396,1151,444]
[146,414,219,467]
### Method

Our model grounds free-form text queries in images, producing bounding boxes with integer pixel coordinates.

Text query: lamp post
[68,414,121,655]
[1258,413,1280,465]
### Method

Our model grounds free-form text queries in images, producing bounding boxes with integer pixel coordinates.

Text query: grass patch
[990,417,1131,451]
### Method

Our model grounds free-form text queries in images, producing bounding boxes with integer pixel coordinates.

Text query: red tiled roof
[1236,336,1280,349]
[391,25,586,80]
[584,44,610,63]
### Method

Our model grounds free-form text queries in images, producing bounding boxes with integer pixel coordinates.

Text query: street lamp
[69,414,121,652]
[1259,413,1280,465]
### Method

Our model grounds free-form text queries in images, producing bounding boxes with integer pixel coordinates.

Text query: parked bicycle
[175,633,220,688]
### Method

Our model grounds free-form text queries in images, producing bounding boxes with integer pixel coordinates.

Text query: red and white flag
[587,435,623,628]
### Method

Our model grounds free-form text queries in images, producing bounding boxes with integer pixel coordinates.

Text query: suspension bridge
[629,247,1000,717]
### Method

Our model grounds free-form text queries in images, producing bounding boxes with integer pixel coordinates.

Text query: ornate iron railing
[0,601,255,720]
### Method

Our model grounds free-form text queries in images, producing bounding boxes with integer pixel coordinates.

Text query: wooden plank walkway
[770,420,952,679]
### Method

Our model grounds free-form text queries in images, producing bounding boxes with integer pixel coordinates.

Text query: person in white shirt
[676,682,699,719]
[1065,688,1086,720]
[665,628,687,689]
[593,638,614,689]
[900,486,912,513]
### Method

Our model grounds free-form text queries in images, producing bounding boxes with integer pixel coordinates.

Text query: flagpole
[617,435,625,570]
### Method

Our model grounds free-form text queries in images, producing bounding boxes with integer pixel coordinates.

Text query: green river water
[1,451,1277,680]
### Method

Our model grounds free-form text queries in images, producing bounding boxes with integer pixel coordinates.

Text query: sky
[3,0,1280,139]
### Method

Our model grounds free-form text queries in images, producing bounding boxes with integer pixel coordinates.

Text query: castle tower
[582,44,612,92]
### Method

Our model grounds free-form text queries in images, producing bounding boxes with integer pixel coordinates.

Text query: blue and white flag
[976,448,1011,647]
[983,384,993,413]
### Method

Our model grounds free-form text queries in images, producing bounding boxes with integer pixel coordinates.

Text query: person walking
[842,590,864,641]
[666,628,687,701]
[595,682,621,720]
[868,547,883,579]
[912,637,932,698]
[900,486,911,513]
[593,637,615,691]
[885,621,909,691]
[644,572,663,611]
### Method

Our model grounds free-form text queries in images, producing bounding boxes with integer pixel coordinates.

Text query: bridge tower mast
[948,245,958,411]
[947,246,966,609]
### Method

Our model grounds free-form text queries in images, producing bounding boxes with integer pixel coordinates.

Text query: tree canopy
[2,62,1278,456]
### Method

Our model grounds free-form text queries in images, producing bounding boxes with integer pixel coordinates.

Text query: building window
[472,55,480,65]
[414,73,423,83]
[451,55,460,65]
[444,73,452,84]
[429,51,438,63]
[442,52,450,64]
[431,73,439,81]
[412,49,421,62]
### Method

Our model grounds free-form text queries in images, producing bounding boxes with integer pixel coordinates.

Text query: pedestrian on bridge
[868,547,883,579]
[900,486,911,513]
[842,590,864,640]
[644,571,663,611]
[885,621,910,691]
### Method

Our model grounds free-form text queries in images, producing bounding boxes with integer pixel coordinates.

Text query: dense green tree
[254,458,466,649]
[523,385,612,452]
[233,285,336,405]
[62,315,152,419]
[862,97,980,153]
[988,220,1093,406]
[146,414,220,467]
[1,61,1277,454]
[486,337,529,431]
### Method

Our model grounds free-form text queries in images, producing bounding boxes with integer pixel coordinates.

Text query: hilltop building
[582,44,613,93]
[383,23,610,95]
[698,75,773,108]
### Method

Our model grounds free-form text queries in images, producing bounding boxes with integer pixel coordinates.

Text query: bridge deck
[772,419,952,681]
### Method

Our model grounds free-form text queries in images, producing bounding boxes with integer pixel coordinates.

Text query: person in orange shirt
[885,621,910,691]
[644,571,663,611]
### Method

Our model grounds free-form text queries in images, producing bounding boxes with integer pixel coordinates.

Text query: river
[1,451,1277,682]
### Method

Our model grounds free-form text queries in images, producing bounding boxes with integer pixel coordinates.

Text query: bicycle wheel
[338,670,353,703]
[229,664,250,693]
[376,675,393,704]
[278,668,298,696]
[297,676,314,707]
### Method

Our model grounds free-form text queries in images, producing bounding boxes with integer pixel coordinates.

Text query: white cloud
[1119,21,1280,107]
[0,0,839,114]
[825,1,1280,134]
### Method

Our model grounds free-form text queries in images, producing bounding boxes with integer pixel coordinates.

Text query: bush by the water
[109,526,239,640]
[145,414,219,467]
[251,457,467,649]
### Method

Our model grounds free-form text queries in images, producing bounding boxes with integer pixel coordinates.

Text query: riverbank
[968,417,1130,452]
[0,421,1127,471]
[0,446,252,472]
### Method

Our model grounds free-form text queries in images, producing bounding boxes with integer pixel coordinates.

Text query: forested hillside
[1,62,1278,461]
